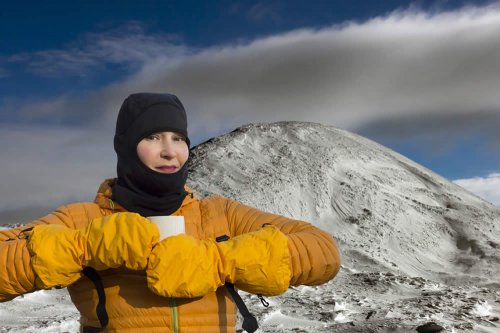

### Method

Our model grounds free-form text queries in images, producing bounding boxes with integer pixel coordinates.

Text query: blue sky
[1,0,499,214]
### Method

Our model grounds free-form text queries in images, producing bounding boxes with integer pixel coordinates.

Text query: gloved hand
[146,225,291,298]
[28,212,159,289]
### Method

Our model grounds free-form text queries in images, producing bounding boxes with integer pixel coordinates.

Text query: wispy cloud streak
[8,22,186,77]
[454,173,500,207]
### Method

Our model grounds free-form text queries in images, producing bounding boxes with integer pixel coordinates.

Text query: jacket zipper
[170,298,179,333]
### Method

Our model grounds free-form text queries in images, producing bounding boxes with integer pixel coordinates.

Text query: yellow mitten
[218,225,291,295]
[27,224,85,289]
[146,225,291,298]
[84,213,159,271]
[28,212,159,289]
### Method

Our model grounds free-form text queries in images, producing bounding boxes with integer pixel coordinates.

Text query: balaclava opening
[112,92,190,216]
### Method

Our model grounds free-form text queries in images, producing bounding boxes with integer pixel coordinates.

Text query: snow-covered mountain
[1,121,499,332]
[188,121,500,332]
[189,121,500,284]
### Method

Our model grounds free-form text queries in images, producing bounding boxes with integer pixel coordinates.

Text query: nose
[160,140,177,159]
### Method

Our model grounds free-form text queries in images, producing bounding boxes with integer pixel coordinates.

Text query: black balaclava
[112,92,191,217]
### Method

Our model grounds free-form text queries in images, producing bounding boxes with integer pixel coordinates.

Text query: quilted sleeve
[0,205,78,302]
[223,197,341,286]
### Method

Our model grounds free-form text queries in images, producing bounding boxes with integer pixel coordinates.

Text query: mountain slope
[187,121,500,332]
[188,121,500,285]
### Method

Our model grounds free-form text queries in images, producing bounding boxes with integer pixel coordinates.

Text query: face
[137,131,189,174]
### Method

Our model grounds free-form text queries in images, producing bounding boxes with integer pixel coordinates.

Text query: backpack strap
[82,267,109,333]
[216,235,259,333]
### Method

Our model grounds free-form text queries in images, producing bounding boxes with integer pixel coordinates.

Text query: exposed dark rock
[416,322,444,333]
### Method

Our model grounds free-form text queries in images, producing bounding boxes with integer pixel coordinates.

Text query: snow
[0,288,79,332]
[262,309,325,329]
[25,320,80,333]
[472,302,493,317]
[1,121,499,332]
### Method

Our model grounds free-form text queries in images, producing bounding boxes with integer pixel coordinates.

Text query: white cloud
[58,4,500,138]
[454,173,500,207]
[0,125,115,212]
[8,4,500,138]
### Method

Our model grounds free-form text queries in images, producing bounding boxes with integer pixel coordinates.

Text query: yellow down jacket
[0,179,341,332]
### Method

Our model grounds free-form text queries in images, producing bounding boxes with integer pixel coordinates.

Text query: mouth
[155,165,179,173]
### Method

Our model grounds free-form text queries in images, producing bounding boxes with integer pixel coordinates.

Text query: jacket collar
[94,178,196,215]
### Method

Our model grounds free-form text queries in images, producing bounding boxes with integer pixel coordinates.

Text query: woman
[0,93,340,332]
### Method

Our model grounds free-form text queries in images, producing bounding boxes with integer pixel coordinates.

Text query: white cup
[147,216,185,240]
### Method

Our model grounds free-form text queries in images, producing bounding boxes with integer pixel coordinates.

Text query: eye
[144,134,160,141]
[173,135,186,142]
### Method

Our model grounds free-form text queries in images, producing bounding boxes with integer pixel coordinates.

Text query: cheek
[137,142,156,166]
[178,145,190,165]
